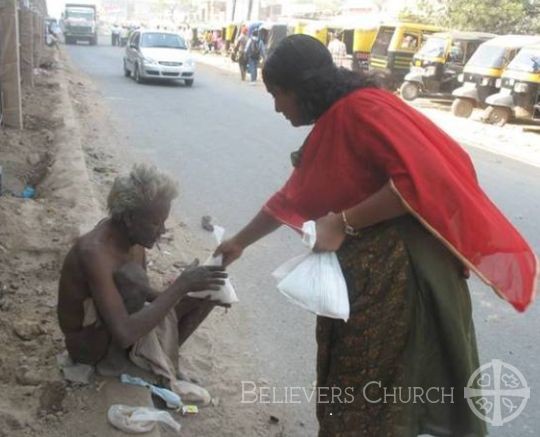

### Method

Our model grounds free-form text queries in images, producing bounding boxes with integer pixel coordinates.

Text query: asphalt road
[66,39,540,436]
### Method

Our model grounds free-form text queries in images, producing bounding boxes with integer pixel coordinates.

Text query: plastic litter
[170,379,211,406]
[181,405,199,415]
[188,225,239,305]
[21,186,35,199]
[120,374,182,409]
[272,221,350,321]
[107,404,181,434]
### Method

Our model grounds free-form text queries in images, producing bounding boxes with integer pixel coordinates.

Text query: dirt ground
[0,49,282,436]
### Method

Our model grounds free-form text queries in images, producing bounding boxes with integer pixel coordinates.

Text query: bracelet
[341,211,359,236]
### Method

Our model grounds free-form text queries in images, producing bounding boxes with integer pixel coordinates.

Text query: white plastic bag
[188,225,239,304]
[272,221,350,321]
[107,404,181,434]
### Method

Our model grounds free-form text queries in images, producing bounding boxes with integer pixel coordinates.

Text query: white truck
[62,3,98,45]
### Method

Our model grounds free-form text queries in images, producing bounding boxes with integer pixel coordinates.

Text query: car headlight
[514,82,529,93]
[143,57,157,65]
[495,78,502,88]
[425,66,437,76]
[458,73,464,83]
[481,77,493,86]
[185,58,195,67]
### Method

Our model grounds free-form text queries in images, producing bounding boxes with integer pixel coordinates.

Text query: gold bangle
[341,211,358,236]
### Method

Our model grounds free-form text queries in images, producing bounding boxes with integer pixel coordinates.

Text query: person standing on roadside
[233,27,249,81]
[328,31,347,67]
[245,29,265,84]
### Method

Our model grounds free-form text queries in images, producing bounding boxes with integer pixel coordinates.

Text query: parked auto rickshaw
[294,20,329,45]
[481,43,540,126]
[369,22,443,87]
[351,26,378,72]
[260,22,291,53]
[400,31,495,101]
[224,23,239,52]
[451,35,540,118]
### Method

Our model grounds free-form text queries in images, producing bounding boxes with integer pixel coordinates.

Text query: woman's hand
[313,212,346,253]
[213,238,244,267]
[176,259,227,293]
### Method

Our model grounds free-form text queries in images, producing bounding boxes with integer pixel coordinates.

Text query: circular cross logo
[464,359,530,426]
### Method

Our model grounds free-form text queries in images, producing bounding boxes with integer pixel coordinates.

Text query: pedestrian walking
[111,23,121,47]
[245,30,265,83]
[215,35,537,436]
[233,27,249,81]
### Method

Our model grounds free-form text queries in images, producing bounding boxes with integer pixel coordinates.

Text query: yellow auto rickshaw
[339,26,378,72]
[400,31,496,101]
[482,43,540,125]
[369,22,443,87]
[452,35,540,118]
[293,19,329,45]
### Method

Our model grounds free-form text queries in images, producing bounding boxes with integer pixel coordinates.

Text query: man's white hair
[107,164,179,219]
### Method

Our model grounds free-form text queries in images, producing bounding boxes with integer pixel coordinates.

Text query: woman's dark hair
[262,34,387,124]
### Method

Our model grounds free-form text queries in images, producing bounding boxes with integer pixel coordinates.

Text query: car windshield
[140,33,186,49]
[507,48,540,73]
[418,37,446,58]
[66,9,94,19]
[466,45,511,69]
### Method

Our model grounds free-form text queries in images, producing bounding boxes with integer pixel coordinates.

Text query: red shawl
[264,88,538,312]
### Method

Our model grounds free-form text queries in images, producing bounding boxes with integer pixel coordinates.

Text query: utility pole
[0,0,23,128]
[247,0,253,20]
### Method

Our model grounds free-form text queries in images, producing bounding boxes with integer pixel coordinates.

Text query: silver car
[123,30,195,86]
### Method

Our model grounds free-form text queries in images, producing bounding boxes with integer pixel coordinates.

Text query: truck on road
[62,3,97,45]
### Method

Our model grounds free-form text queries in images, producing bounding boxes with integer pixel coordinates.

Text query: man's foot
[96,343,130,377]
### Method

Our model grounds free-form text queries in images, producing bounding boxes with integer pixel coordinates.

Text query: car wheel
[134,64,143,83]
[185,79,194,87]
[400,81,420,101]
[65,36,71,45]
[482,105,511,127]
[123,60,131,77]
[451,98,474,118]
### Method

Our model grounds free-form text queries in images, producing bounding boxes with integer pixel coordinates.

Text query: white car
[123,30,195,86]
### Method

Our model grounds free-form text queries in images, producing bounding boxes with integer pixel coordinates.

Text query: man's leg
[175,297,216,348]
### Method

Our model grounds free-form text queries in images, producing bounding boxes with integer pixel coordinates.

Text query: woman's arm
[214,209,281,266]
[314,182,407,252]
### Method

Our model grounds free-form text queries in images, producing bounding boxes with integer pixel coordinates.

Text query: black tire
[482,105,511,127]
[400,81,420,101]
[133,64,143,83]
[123,60,130,77]
[185,79,194,87]
[90,36,97,45]
[65,36,72,45]
[451,98,474,118]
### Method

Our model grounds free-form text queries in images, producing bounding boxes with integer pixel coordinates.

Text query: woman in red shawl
[216,35,537,436]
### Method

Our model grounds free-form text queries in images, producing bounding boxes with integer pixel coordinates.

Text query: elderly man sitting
[57,164,226,389]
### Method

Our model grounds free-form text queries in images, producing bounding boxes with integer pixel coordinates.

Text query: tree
[445,0,526,33]
[408,0,537,34]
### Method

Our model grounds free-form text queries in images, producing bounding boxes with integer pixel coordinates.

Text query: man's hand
[176,259,227,293]
[313,212,346,253]
[213,238,244,267]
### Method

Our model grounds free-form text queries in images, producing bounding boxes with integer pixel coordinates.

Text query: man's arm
[82,247,226,349]
[82,250,188,349]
